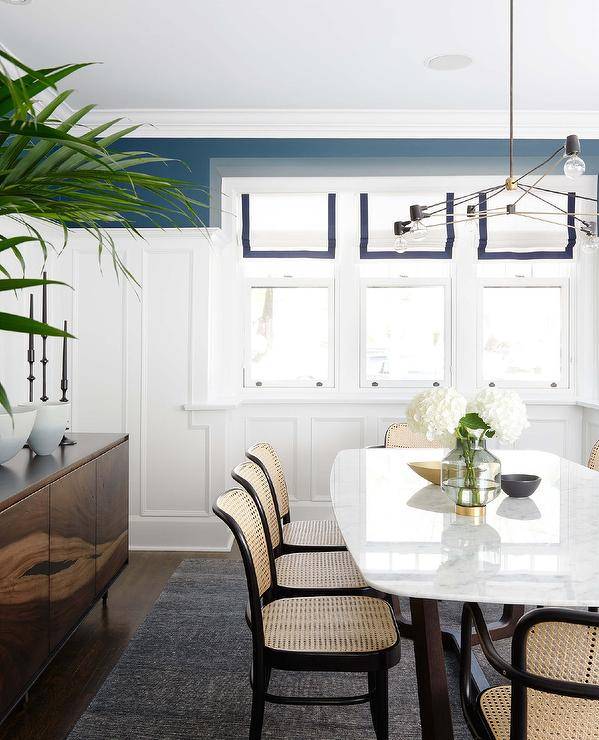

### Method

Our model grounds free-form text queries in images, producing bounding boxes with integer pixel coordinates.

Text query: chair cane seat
[479,684,599,739]
[262,595,398,654]
[282,519,345,549]
[275,550,367,591]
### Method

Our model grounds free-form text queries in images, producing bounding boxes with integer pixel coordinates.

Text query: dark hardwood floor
[0,550,239,740]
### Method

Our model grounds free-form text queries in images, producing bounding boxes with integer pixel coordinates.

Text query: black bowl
[500,474,541,498]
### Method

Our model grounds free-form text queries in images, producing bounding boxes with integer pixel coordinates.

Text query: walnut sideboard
[0,433,129,723]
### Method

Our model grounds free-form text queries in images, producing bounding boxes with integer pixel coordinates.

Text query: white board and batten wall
[1,174,598,552]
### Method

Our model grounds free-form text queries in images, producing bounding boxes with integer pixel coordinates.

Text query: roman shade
[359,192,455,259]
[478,189,576,259]
[241,193,336,258]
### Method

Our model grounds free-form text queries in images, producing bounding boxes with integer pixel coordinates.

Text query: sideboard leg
[102,591,108,607]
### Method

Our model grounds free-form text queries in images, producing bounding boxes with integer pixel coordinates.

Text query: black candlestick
[40,271,48,402]
[59,319,76,446]
[60,321,68,402]
[27,294,35,402]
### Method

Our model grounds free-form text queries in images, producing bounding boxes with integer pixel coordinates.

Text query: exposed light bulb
[408,220,427,243]
[393,235,409,253]
[564,154,586,179]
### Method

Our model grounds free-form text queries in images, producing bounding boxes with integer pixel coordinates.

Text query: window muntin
[479,281,568,388]
[361,282,449,387]
[245,281,334,388]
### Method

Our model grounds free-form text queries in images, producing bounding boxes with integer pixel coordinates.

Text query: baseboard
[129,515,234,551]
[289,500,334,520]
[129,501,335,550]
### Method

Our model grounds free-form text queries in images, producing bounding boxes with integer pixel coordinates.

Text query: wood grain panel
[49,463,96,650]
[96,441,129,595]
[0,487,49,718]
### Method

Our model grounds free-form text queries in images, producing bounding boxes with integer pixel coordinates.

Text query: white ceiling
[2,0,599,113]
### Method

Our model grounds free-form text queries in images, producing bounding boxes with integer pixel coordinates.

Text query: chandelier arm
[512,153,564,206]
[513,146,564,183]
[520,213,577,229]
[517,186,573,218]
[527,184,598,204]
[423,185,506,216]
[517,187,595,230]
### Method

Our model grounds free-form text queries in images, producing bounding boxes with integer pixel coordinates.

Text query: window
[361,282,450,387]
[479,281,568,388]
[245,280,334,388]
[229,177,584,398]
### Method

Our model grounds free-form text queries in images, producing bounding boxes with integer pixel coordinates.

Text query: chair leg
[373,669,389,740]
[249,685,266,740]
[368,672,379,736]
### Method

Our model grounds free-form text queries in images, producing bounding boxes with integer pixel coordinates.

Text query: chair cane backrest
[588,439,599,472]
[517,617,599,738]
[213,489,272,598]
[247,442,290,519]
[232,461,282,551]
[384,422,443,449]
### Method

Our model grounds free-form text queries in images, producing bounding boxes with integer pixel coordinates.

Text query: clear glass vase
[441,436,501,514]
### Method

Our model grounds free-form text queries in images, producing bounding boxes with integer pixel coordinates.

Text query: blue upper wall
[112,138,599,227]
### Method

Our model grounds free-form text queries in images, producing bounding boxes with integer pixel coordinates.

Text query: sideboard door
[0,487,50,717]
[96,442,129,595]
[49,462,96,651]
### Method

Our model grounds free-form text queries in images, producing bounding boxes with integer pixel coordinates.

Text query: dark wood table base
[392,597,524,740]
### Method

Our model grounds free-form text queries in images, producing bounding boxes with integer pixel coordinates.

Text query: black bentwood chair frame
[232,460,371,598]
[213,488,401,740]
[246,442,346,553]
[460,602,599,739]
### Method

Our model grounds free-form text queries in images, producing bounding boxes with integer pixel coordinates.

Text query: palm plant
[0,50,208,413]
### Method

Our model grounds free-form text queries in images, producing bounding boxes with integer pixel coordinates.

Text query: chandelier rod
[509,0,514,180]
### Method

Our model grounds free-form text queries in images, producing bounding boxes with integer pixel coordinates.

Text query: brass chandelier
[393,0,599,253]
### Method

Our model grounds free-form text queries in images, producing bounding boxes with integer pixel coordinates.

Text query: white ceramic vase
[26,402,70,456]
[0,407,38,464]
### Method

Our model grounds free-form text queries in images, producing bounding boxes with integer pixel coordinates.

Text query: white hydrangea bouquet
[407,387,529,510]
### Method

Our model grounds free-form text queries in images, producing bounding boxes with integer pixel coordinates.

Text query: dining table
[330,446,599,740]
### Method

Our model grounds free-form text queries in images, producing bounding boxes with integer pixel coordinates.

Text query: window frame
[476,277,571,390]
[243,276,336,389]
[359,277,452,389]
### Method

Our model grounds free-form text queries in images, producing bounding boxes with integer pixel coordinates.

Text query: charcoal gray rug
[68,558,505,740]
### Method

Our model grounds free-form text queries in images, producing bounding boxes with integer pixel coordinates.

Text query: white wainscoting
[0,227,588,552]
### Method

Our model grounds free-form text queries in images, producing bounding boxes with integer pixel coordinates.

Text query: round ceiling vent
[426,54,473,71]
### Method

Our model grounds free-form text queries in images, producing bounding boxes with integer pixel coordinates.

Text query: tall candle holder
[27,294,35,402]
[40,271,49,403]
[59,320,76,446]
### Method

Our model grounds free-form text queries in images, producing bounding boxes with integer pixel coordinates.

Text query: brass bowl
[408,461,441,486]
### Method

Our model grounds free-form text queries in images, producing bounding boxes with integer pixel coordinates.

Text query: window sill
[183,393,580,410]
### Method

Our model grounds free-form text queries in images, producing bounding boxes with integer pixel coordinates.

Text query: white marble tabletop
[330,448,599,607]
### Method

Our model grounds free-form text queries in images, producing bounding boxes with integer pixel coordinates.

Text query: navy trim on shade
[359,192,454,259]
[241,193,336,259]
[477,191,576,260]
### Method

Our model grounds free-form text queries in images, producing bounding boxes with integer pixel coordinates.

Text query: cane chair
[460,602,599,739]
[587,440,599,472]
[232,460,367,595]
[383,422,443,449]
[246,442,346,553]
[213,488,401,740]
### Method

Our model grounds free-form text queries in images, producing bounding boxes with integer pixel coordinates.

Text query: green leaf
[0,312,75,338]
[0,381,11,419]
[0,278,70,292]
[459,412,491,431]
[0,236,38,253]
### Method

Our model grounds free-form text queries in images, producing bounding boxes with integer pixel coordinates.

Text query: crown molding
[77,108,599,139]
